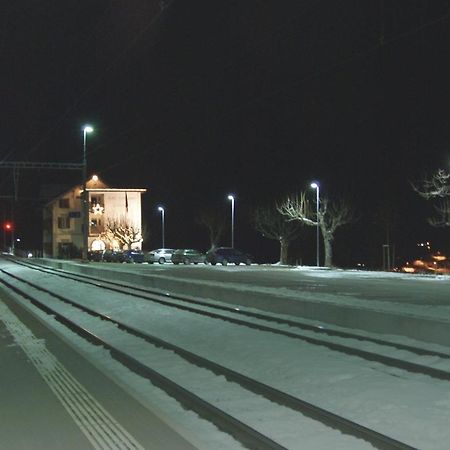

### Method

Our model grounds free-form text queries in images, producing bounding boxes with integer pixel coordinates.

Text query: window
[90,218,104,234]
[59,198,70,209]
[58,216,70,229]
[90,194,105,215]
[90,194,104,208]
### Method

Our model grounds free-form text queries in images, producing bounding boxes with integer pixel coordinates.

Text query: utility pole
[0,161,85,256]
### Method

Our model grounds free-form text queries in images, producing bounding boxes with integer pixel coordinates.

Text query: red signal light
[4,222,12,231]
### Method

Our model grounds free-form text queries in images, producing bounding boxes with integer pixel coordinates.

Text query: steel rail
[0,273,287,450]
[16,258,450,359]
[0,269,415,450]
[9,261,450,382]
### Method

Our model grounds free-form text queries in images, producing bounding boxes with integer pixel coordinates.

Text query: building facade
[43,176,146,258]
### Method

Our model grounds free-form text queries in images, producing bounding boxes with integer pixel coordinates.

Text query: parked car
[144,248,175,264]
[123,249,145,263]
[102,250,126,263]
[206,247,254,266]
[172,249,206,265]
[88,250,104,262]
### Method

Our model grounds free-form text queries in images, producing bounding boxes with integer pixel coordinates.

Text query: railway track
[0,263,417,449]
[0,259,430,448]
[10,259,450,381]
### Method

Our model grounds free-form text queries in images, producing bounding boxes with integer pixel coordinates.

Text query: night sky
[1,1,449,266]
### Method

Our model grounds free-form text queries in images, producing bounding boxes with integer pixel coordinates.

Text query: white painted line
[0,300,145,450]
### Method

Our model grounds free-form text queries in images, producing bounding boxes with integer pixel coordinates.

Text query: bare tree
[414,169,449,199]
[413,169,450,227]
[100,215,143,249]
[430,201,450,227]
[278,192,355,267]
[196,209,226,251]
[253,205,303,264]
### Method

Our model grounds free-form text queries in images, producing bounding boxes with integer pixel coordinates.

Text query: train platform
[0,291,198,450]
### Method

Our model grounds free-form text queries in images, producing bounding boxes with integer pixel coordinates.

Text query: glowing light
[92,175,98,182]
[83,125,93,133]
[92,203,104,215]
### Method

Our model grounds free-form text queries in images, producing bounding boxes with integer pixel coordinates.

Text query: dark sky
[1,1,449,265]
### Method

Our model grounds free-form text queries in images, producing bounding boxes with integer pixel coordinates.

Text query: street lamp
[82,125,93,261]
[227,194,235,248]
[158,206,165,248]
[310,182,320,267]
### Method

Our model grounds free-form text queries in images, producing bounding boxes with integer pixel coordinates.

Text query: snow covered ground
[2,260,450,449]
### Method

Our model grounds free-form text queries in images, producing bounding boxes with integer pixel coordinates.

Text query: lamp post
[82,125,93,261]
[310,182,320,267]
[158,206,165,248]
[227,194,235,248]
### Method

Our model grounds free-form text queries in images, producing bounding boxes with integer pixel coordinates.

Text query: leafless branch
[413,169,450,199]
[196,209,226,250]
[429,199,450,227]
[253,205,303,242]
[278,191,355,267]
[100,215,142,249]
[277,193,316,226]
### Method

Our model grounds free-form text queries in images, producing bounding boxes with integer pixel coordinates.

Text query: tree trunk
[279,238,289,265]
[323,236,333,267]
[209,240,218,252]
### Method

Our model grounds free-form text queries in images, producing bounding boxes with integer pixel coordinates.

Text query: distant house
[43,175,147,258]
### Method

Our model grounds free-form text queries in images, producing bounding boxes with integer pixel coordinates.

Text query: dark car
[103,250,126,263]
[172,249,206,265]
[123,249,145,263]
[88,250,104,262]
[206,247,253,266]
[144,248,175,264]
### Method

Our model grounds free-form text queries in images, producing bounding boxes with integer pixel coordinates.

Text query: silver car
[145,248,175,264]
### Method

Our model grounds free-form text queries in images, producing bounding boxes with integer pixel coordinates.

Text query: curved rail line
[10,260,450,382]
[0,266,417,449]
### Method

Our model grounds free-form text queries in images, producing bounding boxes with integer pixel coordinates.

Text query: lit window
[90,194,104,209]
